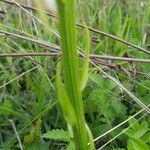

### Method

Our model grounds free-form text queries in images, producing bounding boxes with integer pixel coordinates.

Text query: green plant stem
[57,0,88,149]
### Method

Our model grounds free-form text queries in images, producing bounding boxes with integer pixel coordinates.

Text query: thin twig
[90,54,150,63]
[9,119,23,150]
[0,52,150,63]
[0,52,60,57]
[0,30,60,52]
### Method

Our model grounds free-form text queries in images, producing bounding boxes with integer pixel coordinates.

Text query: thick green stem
[57,0,88,149]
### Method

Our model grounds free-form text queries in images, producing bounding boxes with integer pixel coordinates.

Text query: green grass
[0,0,150,149]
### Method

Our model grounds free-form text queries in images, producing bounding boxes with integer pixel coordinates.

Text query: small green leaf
[141,131,150,143]
[43,129,71,142]
[56,63,77,125]
[0,106,28,122]
[125,129,135,138]
[128,138,149,150]
[24,133,35,144]
[80,22,90,91]
[24,141,49,150]
[126,129,150,139]
[111,98,127,118]
[133,128,149,139]
[85,123,95,150]
[89,89,113,119]
[67,141,75,150]
[128,117,140,131]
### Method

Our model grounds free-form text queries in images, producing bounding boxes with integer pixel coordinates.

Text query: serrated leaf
[89,89,113,119]
[3,99,12,109]
[128,117,140,131]
[125,129,135,138]
[140,120,149,130]
[111,99,127,118]
[0,106,28,122]
[132,129,150,139]
[85,123,95,150]
[80,22,90,91]
[89,72,104,86]
[113,148,126,150]
[67,141,75,150]
[128,138,149,150]
[125,128,149,139]
[24,141,49,150]
[56,63,77,125]
[89,72,117,90]
[141,131,150,143]
[43,129,71,142]
[24,132,35,144]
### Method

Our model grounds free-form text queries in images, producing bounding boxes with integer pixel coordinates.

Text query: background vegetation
[0,0,150,149]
